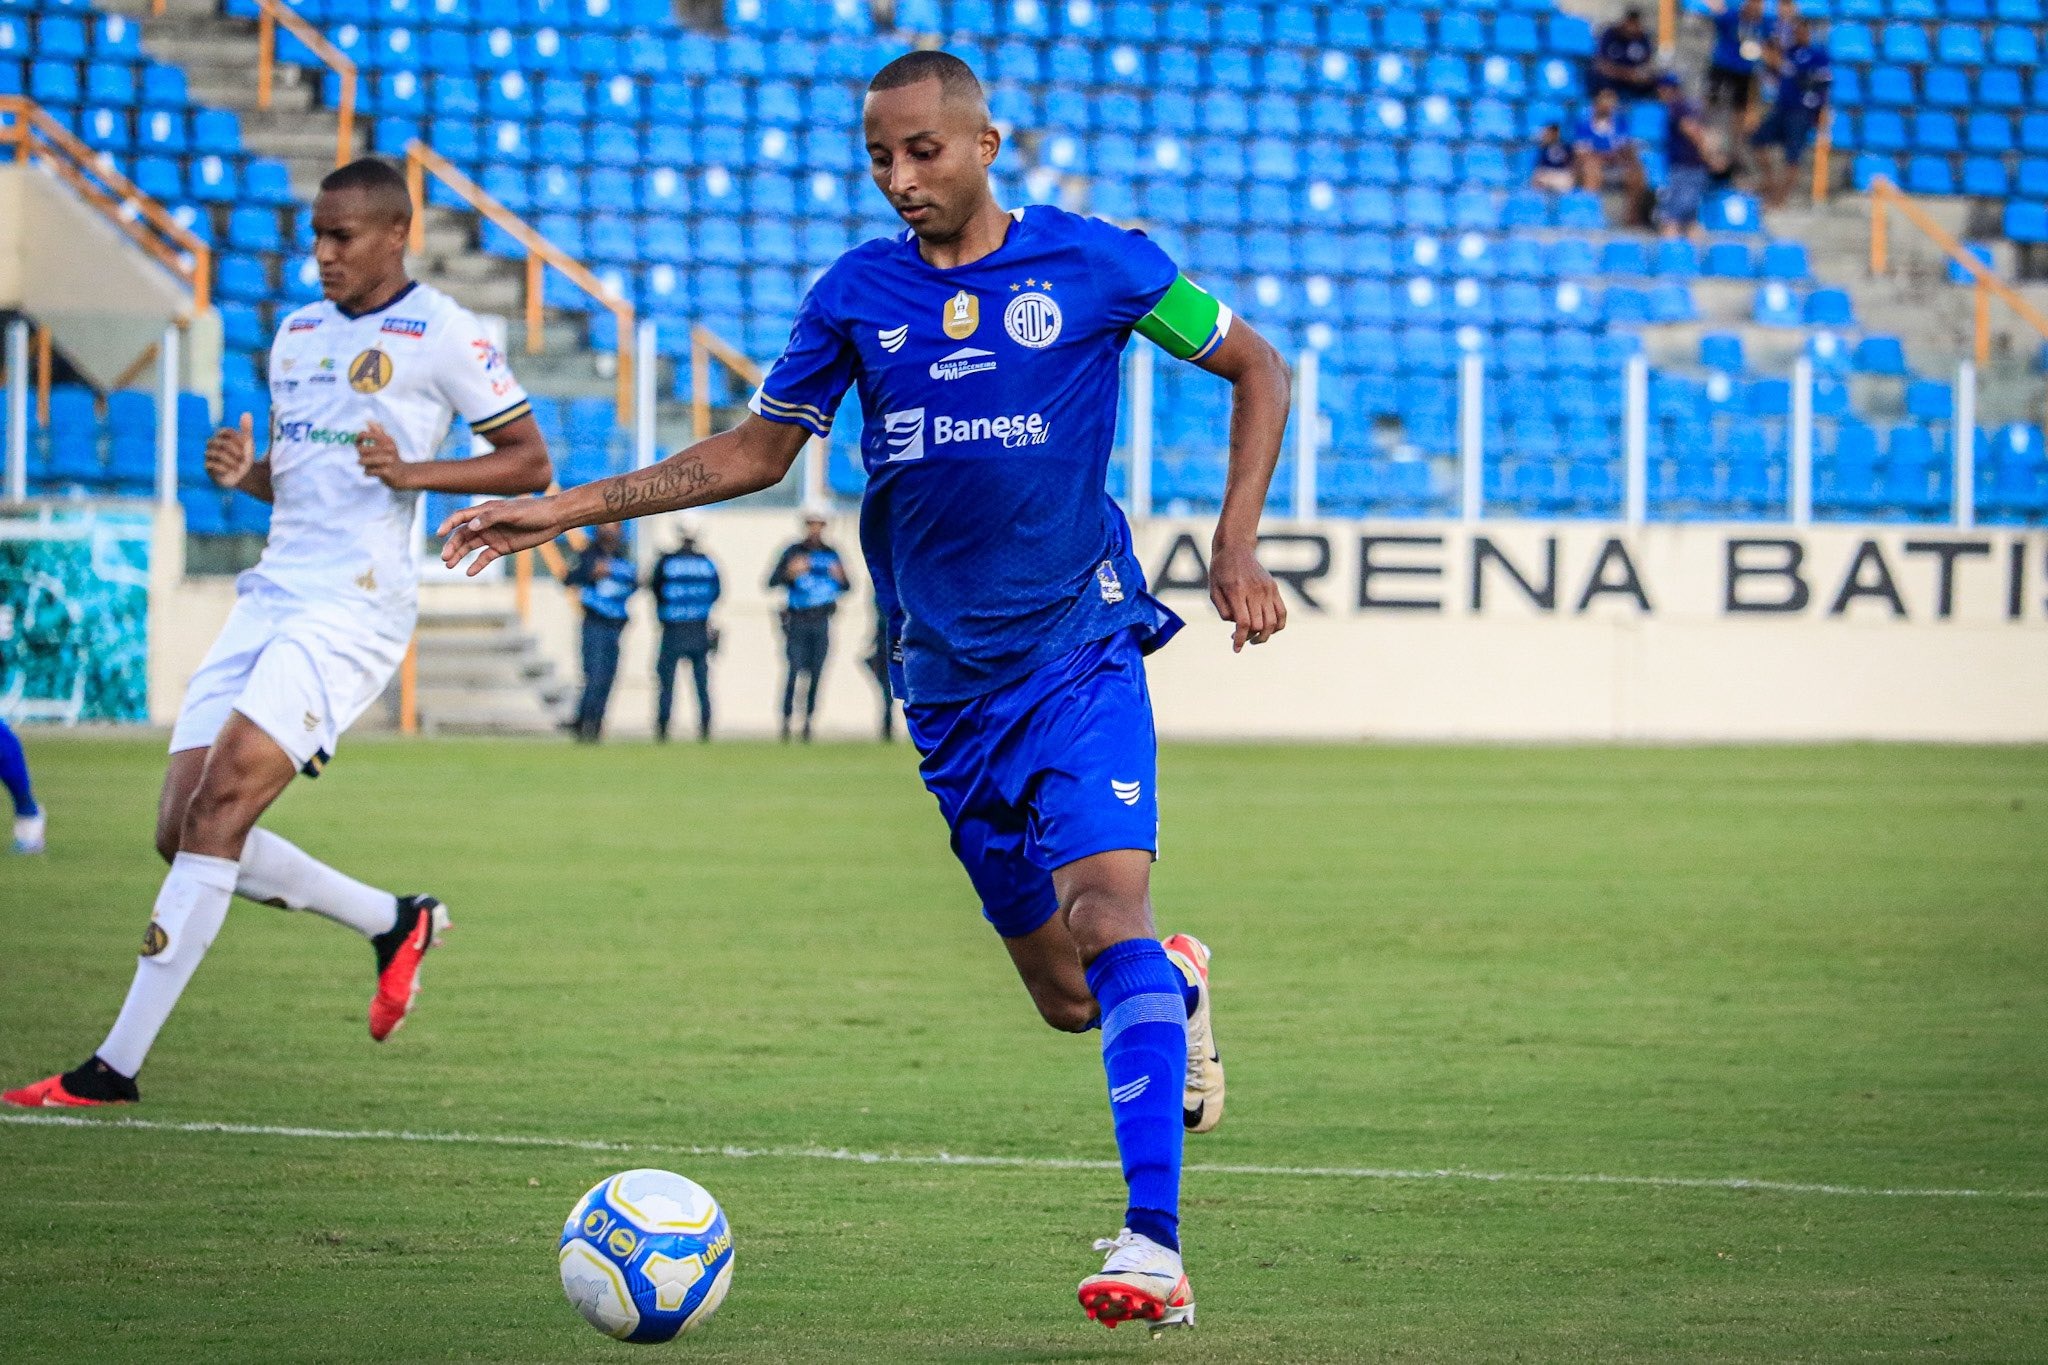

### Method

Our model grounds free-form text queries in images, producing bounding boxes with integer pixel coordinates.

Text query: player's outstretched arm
[205,412,274,503]
[439,414,808,575]
[1191,318,1291,652]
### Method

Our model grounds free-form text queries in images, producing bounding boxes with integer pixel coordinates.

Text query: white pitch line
[2,1112,2041,1201]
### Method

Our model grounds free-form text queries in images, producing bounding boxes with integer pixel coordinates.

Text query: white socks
[98,852,237,1077]
[237,828,399,939]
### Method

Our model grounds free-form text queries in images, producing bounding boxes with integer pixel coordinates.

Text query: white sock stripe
[1100,992,1187,1049]
[3,1113,2038,1201]
[1109,1075,1152,1104]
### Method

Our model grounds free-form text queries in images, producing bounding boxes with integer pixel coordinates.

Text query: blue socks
[0,720,35,818]
[1085,938,1188,1253]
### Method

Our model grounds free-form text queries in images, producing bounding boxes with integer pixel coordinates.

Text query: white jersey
[253,280,531,640]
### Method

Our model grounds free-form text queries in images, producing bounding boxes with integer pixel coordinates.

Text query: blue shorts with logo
[905,627,1159,940]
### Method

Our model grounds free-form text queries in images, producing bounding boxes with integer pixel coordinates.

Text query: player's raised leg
[156,744,447,1042]
[1,717,44,854]
[1057,850,1196,1332]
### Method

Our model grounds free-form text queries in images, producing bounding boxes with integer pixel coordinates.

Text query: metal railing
[404,140,635,423]
[1867,176,2048,368]
[253,0,358,169]
[0,96,212,315]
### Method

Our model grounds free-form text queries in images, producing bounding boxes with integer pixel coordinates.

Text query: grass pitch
[1,736,2044,1362]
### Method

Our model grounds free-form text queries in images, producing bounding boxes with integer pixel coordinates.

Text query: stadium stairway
[98,0,632,408]
[393,602,575,734]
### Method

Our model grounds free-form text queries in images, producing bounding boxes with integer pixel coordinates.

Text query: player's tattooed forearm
[601,458,720,515]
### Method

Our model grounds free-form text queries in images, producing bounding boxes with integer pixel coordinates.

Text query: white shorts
[169,590,408,777]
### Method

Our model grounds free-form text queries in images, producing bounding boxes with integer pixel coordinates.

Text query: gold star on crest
[1010,282,1020,291]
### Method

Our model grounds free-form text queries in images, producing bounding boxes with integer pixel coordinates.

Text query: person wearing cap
[1591,7,1661,99]
[650,513,722,743]
[768,508,851,742]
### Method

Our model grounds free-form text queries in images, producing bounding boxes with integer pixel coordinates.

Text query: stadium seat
[1853,335,1909,375]
[1753,283,1803,327]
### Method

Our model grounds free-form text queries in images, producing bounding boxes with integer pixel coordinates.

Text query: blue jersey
[751,205,1189,704]
[769,541,847,613]
[653,549,720,624]
[1776,42,1831,111]
[573,550,637,623]
[1712,8,1765,72]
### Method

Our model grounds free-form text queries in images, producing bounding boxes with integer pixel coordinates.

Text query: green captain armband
[1134,273,1232,362]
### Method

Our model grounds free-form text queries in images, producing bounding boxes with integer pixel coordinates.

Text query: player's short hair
[318,157,413,225]
[866,50,988,119]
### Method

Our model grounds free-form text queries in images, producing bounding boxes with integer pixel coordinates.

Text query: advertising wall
[128,507,2047,743]
[0,505,152,724]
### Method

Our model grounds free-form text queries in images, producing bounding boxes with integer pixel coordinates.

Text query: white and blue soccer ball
[558,1169,735,1343]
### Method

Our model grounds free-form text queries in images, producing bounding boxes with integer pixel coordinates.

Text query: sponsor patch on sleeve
[381,317,429,337]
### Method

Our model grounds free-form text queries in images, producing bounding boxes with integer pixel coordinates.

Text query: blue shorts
[905,628,1159,940]
[1751,104,1817,162]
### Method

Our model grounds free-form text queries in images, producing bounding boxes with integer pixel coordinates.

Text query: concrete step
[419,625,542,656]
[414,696,569,735]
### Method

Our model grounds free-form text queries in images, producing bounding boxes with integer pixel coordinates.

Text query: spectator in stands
[1750,17,1832,210]
[1572,88,1648,205]
[650,513,721,743]
[1530,123,1578,192]
[768,508,850,743]
[1702,0,1768,129]
[1591,8,1661,100]
[566,525,635,742]
[1656,74,1726,238]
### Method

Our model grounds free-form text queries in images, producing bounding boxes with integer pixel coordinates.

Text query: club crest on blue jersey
[1096,560,1125,604]
[1004,289,1062,348]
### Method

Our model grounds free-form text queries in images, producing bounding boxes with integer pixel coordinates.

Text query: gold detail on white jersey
[349,348,393,393]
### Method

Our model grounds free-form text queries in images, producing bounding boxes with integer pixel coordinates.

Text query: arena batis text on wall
[1147,525,2048,624]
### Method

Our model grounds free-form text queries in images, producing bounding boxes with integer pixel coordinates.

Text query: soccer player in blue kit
[440,50,1290,1332]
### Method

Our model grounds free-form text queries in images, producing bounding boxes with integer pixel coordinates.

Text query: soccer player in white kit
[5,159,552,1108]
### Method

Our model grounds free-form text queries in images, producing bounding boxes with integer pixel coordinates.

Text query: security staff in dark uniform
[565,524,635,742]
[767,507,849,743]
[651,514,721,742]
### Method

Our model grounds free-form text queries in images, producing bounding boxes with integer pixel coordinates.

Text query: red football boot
[369,895,450,1042]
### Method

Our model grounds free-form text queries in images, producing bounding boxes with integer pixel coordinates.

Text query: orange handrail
[403,139,635,422]
[689,324,763,441]
[1868,177,2048,367]
[0,96,212,313]
[253,0,357,168]
[1657,0,1677,56]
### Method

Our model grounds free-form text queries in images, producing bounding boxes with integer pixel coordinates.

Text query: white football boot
[1162,934,1223,1133]
[12,812,45,855]
[1078,1227,1195,1334]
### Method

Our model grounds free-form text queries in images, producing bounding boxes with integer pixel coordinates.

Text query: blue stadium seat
[1911,112,1960,153]
[1990,24,2039,65]
[1701,333,1744,372]
[1881,21,1931,62]
[1753,283,1803,326]
[1759,241,1810,280]
[1962,157,2011,196]
[1923,66,1971,108]
[1965,113,2014,155]
[1905,156,1956,194]
[1905,380,1953,421]
[2005,203,2048,242]
[1805,288,1856,327]
[1704,242,1753,277]
[1936,23,1985,62]
[1979,68,2024,108]
[1854,335,1909,375]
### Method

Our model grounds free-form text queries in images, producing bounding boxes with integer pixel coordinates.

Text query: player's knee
[1063,886,1150,960]
[1035,993,1098,1033]
[179,774,265,847]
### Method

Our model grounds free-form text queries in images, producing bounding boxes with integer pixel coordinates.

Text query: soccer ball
[558,1169,735,1343]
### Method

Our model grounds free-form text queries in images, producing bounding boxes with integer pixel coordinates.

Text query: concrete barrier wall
[145,509,2048,743]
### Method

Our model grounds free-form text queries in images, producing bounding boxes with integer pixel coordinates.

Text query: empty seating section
[1801,0,2048,233]
[7,0,2044,522]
